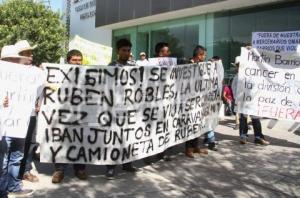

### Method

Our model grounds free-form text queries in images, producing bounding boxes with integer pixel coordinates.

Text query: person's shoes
[185,148,194,158]
[9,189,34,196]
[52,170,64,183]
[234,124,239,130]
[254,138,270,146]
[240,137,247,144]
[208,142,218,151]
[74,170,88,180]
[105,168,115,180]
[23,172,39,183]
[122,164,138,172]
[193,147,208,154]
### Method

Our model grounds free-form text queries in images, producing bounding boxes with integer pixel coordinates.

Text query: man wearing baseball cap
[136,52,149,66]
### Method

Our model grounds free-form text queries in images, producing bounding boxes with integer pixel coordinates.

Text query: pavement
[19,117,300,198]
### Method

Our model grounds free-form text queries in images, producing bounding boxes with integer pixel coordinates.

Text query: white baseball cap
[0,45,22,59]
[15,40,37,54]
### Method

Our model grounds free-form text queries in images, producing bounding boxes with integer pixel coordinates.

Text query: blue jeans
[1,136,25,192]
[203,131,215,144]
[0,140,8,197]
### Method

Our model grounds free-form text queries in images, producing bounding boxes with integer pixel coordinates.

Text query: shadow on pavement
[26,119,300,198]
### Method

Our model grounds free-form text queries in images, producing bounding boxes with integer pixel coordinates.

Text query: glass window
[213,12,230,74]
[112,1,300,79]
[213,2,300,81]
[111,34,131,61]
[136,32,149,58]
[150,24,199,61]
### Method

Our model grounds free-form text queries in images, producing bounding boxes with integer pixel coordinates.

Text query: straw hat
[15,40,37,54]
[0,45,22,59]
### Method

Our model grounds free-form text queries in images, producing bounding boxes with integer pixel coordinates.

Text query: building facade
[65,0,300,76]
[64,0,112,46]
[94,0,300,77]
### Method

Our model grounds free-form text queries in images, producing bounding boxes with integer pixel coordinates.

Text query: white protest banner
[0,61,46,138]
[148,57,177,66]
[252,31,300,52]
[236,47,300,121]
[38,62,223,165]
[69,35,112,65]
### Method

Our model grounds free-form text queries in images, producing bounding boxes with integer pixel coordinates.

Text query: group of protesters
[0,38,270,197]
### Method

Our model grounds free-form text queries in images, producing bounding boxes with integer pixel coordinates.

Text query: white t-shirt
[136,59,150,66]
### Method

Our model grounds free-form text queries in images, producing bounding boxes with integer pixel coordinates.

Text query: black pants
[55,163,86,172]
[239,114,264,139]
[106,163,132,171]
[19,116,37,179]
[185,138,199,149]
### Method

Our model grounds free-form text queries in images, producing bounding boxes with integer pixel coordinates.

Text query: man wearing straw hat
[0,44,34,196]
[14,40,41,183]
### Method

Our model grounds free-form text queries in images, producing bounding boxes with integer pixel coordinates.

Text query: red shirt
[223,86,233,102]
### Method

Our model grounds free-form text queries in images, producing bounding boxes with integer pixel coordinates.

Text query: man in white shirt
[0,44,35,197]
[136,52,149,66]
[15,40,41,183]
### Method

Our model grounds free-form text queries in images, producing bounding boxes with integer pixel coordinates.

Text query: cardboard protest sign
[252,31,300,52]
[0,61,46,138]
[38,62,223,165]
[236,47,300,121]
[148,57,177,66]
